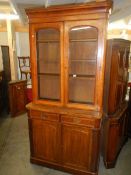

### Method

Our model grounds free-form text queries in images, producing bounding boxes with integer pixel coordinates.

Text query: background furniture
[26,88,32,103]
[0,71,4,114]
[102,39,130,168]
[18,56,31,84]
[26,1,112,175]
[9,80,27,117]
[1,46,11,113]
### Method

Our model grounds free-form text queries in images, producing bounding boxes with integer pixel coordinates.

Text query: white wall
[0,32,30,79]
[16,32,30,57]
[0,32,8,71]
[15,32,30,79]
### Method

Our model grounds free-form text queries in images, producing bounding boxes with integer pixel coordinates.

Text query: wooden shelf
[69,74,95,78]
[37,59,60,63]
[70,59,96,62]
[38,73,60,76]
[39,97,59,101]
[37,39,59,43]
[69,100,93,104]
[70,39,97,42]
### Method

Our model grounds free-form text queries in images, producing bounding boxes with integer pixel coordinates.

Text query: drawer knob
[16,86,21,90]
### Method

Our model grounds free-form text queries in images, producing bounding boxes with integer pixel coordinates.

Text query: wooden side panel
[103,40,112,113]
[108,46,119,114]
[107,39,130,114]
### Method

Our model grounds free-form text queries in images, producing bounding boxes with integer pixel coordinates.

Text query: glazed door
[30,23,64,106]
[64,20,106,110]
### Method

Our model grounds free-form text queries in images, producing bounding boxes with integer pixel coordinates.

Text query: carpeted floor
[0,113,131,175]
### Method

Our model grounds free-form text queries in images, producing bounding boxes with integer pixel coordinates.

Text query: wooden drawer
[30,110,59,121]
[61,115,100,128]
[30,110,41,118]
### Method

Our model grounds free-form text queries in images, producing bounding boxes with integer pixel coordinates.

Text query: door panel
[31,119,59,162]
[61,124,92,170]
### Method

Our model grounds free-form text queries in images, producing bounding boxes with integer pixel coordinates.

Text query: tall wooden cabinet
[102,39,130,168]
[26,1,112,175]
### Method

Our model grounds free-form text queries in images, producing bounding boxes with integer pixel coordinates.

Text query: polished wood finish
[102,39,130,168]
[27,103,101,175]
[26,1,112,175]
[9,80,27,117]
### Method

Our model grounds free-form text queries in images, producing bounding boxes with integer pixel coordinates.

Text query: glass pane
[68,26,98,104]
[38,75,60,100]
[36,28,60,101]
[69,77,95,103]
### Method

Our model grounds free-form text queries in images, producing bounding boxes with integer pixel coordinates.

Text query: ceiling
[0,0,131,26]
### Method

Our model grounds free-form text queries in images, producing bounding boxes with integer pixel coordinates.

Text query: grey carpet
[0,113,131,175]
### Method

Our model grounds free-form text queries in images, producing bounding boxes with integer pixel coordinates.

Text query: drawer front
[61,115,100,128]
[30,110,59,122]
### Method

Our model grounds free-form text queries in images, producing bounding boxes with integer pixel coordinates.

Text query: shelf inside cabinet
[70,59,96,62]
[37,39,59,43]
[37,59,59,63]
[70,39,97,42]
[69,60,96,75]
[38,73,60,76]
[69,74,95,78]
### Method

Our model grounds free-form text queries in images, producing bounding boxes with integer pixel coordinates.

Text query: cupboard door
[61,123,92,171]
[31,23,64,105]
[31,119,60,162]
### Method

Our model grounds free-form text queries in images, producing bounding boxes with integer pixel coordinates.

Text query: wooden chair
[18,56,31,84]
